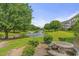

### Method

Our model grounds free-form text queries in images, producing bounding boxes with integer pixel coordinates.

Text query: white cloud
[53,12,79,22]
[67,12,79,20]
[32,18,49,28]
[32,12,79,28]
[32,18,67,28]
[52,18,63,22]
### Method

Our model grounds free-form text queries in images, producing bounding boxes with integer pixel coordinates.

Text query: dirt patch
[34,43,48,56]
[7,46,25,56]
[0,41,7,48]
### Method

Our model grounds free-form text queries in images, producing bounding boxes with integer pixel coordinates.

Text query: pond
[26,30,44,37]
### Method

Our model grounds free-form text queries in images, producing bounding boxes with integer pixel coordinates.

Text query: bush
[22,45,35,56]
[28,40,39,47]
[59,37,74,43]
[34,30,39,33]
[44,35,53,44]
[0,34,3,37]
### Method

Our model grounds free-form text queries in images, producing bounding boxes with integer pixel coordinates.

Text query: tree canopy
[72,20,79,32]
[50,20,62,30]
[44,20,62,30]
[29,25,40,31]
[44,23,51,30]
[0,3,32,39]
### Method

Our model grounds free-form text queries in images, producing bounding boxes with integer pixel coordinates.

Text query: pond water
[26,30,44,37]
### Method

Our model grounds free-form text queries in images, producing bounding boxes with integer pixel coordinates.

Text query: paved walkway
[0,41,7,48]
[7,46,25,56]
[34,43,48,56]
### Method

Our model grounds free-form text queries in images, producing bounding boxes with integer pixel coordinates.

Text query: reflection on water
[26,30,44,37]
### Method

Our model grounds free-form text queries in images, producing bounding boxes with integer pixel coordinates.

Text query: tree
[50,20,62,30]
[0,3,32,39]
[44,23,51,30]
[29,25,40,31]
[72,20,79,32]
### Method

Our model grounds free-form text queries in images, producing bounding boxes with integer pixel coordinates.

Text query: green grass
[0,32,19,37]
[45,31,75,41]
[0,31,75,55]
[0,32,28,37]
[0,37,43,56]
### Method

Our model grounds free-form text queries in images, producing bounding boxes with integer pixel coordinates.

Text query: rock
[49,41,74,49]
[48,41,77,56]
[48,50,68,56]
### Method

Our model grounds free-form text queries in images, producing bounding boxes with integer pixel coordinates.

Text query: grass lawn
[45,31,75,41]
[0,32,28,37]
[0,37,43,56]
[0,32,19,37]
[0,31,75,55]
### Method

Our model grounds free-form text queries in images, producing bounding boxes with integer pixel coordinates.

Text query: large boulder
[48,41,77,56]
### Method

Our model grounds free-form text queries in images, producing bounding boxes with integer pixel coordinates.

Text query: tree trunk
[5,31,8,39]
[13,29,16,33]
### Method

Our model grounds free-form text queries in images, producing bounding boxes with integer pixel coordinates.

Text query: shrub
[28,40,39,47]
[0,34,3,37]
[44,35,53,44]
[34,30,39,33]
[59,37,65,41]
[22,45,35,56]
[59,37,74,43]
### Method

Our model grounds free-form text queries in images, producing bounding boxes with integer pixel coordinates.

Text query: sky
[30,3,79,28]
